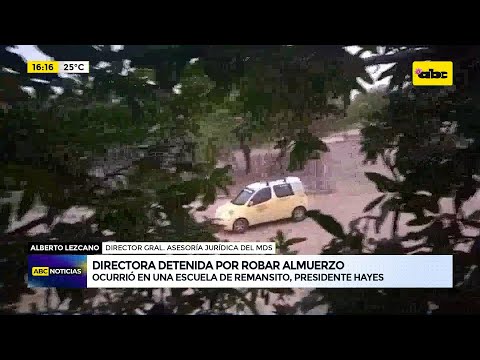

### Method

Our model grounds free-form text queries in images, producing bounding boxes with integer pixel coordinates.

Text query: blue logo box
[28,254,87,288]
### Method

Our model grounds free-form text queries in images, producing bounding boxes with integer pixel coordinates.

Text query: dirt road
[203,132,480,253]
[195,184,480,255]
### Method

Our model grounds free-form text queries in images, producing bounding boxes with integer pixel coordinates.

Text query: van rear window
[273,184,294,198]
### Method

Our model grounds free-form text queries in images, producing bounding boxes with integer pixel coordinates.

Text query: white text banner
[87,254,453,288]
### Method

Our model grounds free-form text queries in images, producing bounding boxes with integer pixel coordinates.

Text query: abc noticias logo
[31,267,83,276]
[412,61,453,86]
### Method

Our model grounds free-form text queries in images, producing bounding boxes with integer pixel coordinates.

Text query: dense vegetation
[1,45,479,314]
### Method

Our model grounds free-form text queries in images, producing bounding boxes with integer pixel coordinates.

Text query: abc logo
[32,267,49,276]
[412,61,453,86]
[416,69,448,79]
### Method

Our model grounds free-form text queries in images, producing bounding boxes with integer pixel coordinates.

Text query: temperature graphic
[27,61,89,74]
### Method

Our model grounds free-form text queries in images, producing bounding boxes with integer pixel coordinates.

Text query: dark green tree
[123,45,376,173]
[297,46,480,314]
[2,45,371,314]
[345,85,389,126]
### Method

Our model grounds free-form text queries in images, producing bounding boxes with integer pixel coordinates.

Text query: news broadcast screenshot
[1,44,478,316]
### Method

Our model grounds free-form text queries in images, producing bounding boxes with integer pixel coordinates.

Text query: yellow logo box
[412,61,453,86]
[32,267,49,276]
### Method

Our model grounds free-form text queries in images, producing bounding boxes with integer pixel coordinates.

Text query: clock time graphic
[27,61,89,74]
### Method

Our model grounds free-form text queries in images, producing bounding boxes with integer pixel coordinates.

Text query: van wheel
[292,206,306,222]
[232,218,249,233]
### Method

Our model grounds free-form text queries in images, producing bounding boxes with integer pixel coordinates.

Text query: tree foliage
[345,86,389,126]
[6,45,480,314]
[297,45,480,314]
[1,44,375,314]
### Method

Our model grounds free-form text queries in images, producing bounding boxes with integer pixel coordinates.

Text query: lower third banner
[27,254,453,289]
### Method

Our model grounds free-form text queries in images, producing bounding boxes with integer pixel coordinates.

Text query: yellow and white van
[214,177,309,233]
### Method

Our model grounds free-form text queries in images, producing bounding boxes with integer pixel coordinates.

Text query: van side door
[247,187,274,225]
[272,183,296,219]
